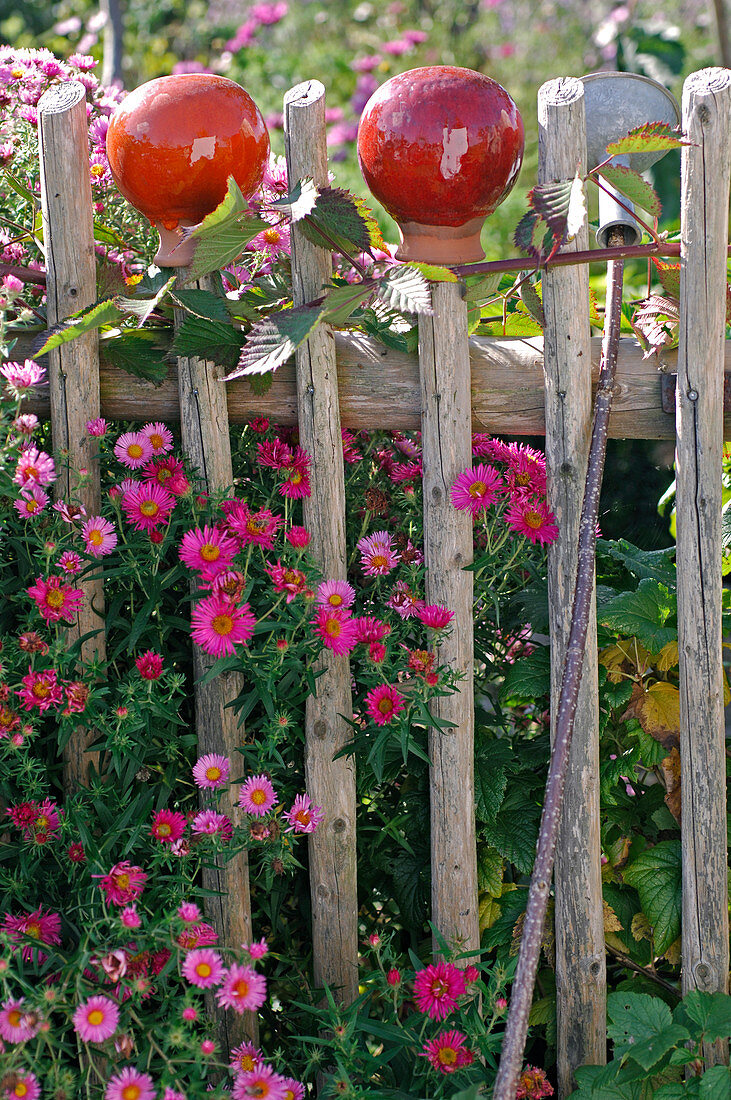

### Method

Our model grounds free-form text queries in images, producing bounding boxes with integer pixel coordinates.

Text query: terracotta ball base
[153,222,198,268]
[394,215,486,265]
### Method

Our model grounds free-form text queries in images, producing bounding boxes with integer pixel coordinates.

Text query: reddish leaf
[606,121,687,158]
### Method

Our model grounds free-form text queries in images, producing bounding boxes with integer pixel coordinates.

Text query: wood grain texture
[284,80,358,1004]
[21,329,728,437]
[38,82,105,790]
[675,67,731,1065]
[419,281,479,958]
[175,272,255,1050]
[538,78,605,1095]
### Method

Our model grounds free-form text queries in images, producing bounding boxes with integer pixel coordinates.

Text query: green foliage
[599,578,677,654]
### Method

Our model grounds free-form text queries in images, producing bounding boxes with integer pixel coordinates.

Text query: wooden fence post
[537,78,605,1093]
[284,80,359,1004]
[38,82,106,791]
[174,273,256,1050]
[675,66,731,1065]
[419,282,480,958]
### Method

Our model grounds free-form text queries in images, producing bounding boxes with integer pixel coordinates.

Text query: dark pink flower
[365,683,405,727]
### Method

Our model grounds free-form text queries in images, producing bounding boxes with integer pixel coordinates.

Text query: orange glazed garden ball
[357,66,524,263]
[106,74,270,266]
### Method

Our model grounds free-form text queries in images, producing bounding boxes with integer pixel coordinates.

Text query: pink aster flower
[105,1067,155,1100]
[14,446,56,488]
[450,463,504,516]
[316,579,355,610]
[0,999,40,1043]
[192,753,230,789]
[182,947,224,988]
[27,575,84,623]
[353,616,391,643]
[179,525,239,579]
[114,430,154,469]
[216,964,267,1014]
[365,683,406,727]
[285,525,311,549]
[190,595,256,657]
[135,651,163,680]
[121,482,176,531]
[150,808,186,845]
[421,1029,474,1074]
[141,421,173,455]
[232,1064,287,1100]
[120,905,141,929]
[226,505,284,549]
[17,668,64,712]
[142,454,188,494]
[2,906,62,962]
[13,485,48,518]
[5,1071,40,1100]
[244,937,269,960]
[25,798,61,843]
[266,561,308,603]
[230,1041,263,1074]
[278,447,311,499]
[191,810,233,840]
[238,775,277,817]
[505,497,559,546]
[283,794,324,834]
[357,530,400,576]
[73,994,119,1043]
[281,1081,305,1100]
[96,861,147,906]
[412,961,466,1021]
[504,443,547,495]
[177,921,218,950]
[82,515,117,557]
[0,358,45,397]
[86,417,108,436]
[312,606,358,655]
[516,1067,554,1099]
[13,413,39,436]
[415,604,454,630]
[58,550,82,574]
[177,902,201,923]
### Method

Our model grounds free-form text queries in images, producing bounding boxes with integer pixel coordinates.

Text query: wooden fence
[24,65,731,1094]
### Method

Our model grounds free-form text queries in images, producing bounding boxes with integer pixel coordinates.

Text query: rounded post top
[538,76,585,108]
[683,66,731,97]
[38,80,86,115]
[284,80,326,114]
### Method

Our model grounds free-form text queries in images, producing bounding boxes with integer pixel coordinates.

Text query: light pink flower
[114,430,154,469]
[13,446,56,488]
[141,421,173,455]
[192,753,230,789]
[283,794,324,834]
[244,937,269,959]
[364,683,405,727]
[177,902,201,923]
[238,775,277,817]
[0,358,46,396]
[120,905,141,929]
[13,485,48,518]
[190,810,232,840]
[190,596,256,657]
[281,1080,305,1100]
[5,1071,40,1100]
[315,579,354,610]
[86,417,108,436]
[230,1040,263,1074]
[58,550,82,574]
[73,995,119,1043]
[105,1067,155,1100]
[0,999,40,1043]
[232,1065,287,1100]
[182,947,224,988]
[357,530,400,576]
[82,515,117,557]
[216,963,267,1013]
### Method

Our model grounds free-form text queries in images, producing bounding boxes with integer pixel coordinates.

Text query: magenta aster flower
[13,485,48,518]
[120,905,141,929]
[150,808,186,844]
[278,447,311,499]
[2,906,61,962]
[353,616,391,643]
[82,515,117,557]
[142,454,187,492]
[192,753,230,789]
[58,550,82,574]
[182,947,224,989]
[121,482,175,531]
[356,530,400,576]
[190,595,256,657]
[230,1040,263,1074]
[177,921,218,950]
[285,525,311,549]
[5,1071,40,1100]
[179,524,239,579]
[245,937,269,960]
[96,861,147,906]
[450,463,504,516]
[421,1029,474,1074]
[141,421,173,455]
[227,505,283,549]
[135,651,163,680]
[412,961,466,1021]
[316,579,355,610]
[113,430,154,469]
[283,794,324,834]
[190,810,233,840]
[0,358,45,396]
[505,496,559,546]
[72,994,119,1043]
[232,1064,288,1100]
[281,1080,305,1100]
[364,683,406,727]
[265,561,308,603]
[105,1067,155,1100]
[238,775,277,817]
[0,999,40,1043]
[415,604,454,630]
[312,606,358,655]
[17,668,64,712]
[216,963,267,1014]
[516,1067,554,1099]
[177,901,201,923]
[504,443,547,495]
[86,417,108,436]
[26,574,83,623]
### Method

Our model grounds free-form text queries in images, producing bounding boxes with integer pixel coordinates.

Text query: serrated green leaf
[300,186,384,257]
[477,845,504,896]
[485,310,543,337]
[93,221,128,249]
[598,539,676,589]
[3,169,37,204]
[102,329,168,385]
[501,645,551,703]
[622,840,681,954]
[465,273,501,302]
[481,788,540,874]
[169,288,232,323]
[376,264,432,316]
[183,219,271,283]
[606,122,686,158]
[653,1085,687,1099]
[652,258,681,299]
[675,989,731,1042]
[321,281,375,326]
[228,303,325,378]
[171,316,245,369]
[626,1024,690,1071]
[597,164,662,218]
[406,262,458,283]
[520,279,545,328]
[474,752,510,824]
[628,724,668,767]
[598,578,677,653]
[607,990,673,1057]
[699,1065,731,1097]
[187,175,251,236]
[601,676,635,711]
[115,274,177,327]
[268,176,319,221]
[34,298,123,356]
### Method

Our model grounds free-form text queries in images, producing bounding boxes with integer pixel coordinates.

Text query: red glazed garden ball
[357,66,524,264]
[106,74,270,266]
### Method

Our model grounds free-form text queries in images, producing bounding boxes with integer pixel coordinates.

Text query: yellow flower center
[8,1010,21,1027]
[149,433,164,450]
[468,481,486,497]
[196,962,212,978]
[140,500,159,517]
[295,810,311,826]
[25,501,39,513]
[116,873,130,890]
[14,1085,28,1099]
[90,164,105,177]
[89,529,104,546]
[234,978,250,998]
[325,618,341,637]
[88,1009,105,1026]
[122,1086,141,1100]
[240,1055,256,1071]
[45,589,65,609]
[35,815,49,831]
[263,228,281,245]
[156,823,172,836]
[212,614,234,636]
[23,465,38,480]
[205,766,221,781]
[328,594,343,606]
[438,1046,458,1066]
[289,470,302,484]
[378,698,393,715]
[370,553,388,569]
[25,922,41,939]
[32,683,50,699]
[524,511,543,529]
[200,544,220,562]
[251,789,267,805]
[127,443,144,459]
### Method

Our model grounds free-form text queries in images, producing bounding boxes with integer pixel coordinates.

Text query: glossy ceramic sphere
[357,66,524,262]
[106,74,269,264]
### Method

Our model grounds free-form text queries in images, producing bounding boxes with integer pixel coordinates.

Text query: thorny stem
[492,228,627,1100]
